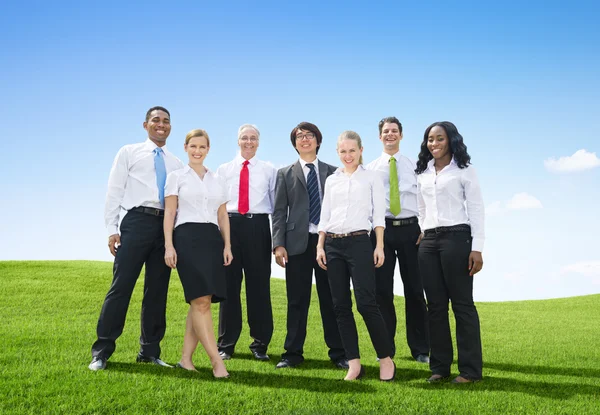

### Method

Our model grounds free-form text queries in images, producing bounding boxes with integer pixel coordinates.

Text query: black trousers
[282,233,345,364]
[372,221,429,358]
[92,210,172,360]
[326,234,393,360]
[218,214,273,355]
[418,229,483,380]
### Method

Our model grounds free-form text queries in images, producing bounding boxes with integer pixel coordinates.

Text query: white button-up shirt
[417,158,485,252]
[299,157,323,234]
[216,154,277,214]
[366,151,418,219]
[318,165,386,234]
[165,166,229,228]
[104,139,184,235]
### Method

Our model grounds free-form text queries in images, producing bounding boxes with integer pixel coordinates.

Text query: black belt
[130,206,164,216]
[228,213,268,219]
[385,216,418,227]
[424,224,471,236]
[326,230,369,239]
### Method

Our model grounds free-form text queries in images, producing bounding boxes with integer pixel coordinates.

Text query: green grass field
[1,261,599,414]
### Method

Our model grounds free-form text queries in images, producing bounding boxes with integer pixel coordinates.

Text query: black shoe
[252,351,270,361]
[426,374,450,383]
[415,354,430,364]
[380,361,396,382]
[88,357,107,371]
[219,351,232,360]
[333,358,349,369]
[136,354,173,368]
[276,359,297,369]
[345,365,365,381]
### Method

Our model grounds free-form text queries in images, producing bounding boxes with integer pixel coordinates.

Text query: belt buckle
[392,220,401,226]
[246,213,254,218]
[154,209,160,216]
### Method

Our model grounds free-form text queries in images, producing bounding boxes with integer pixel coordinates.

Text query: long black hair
[415,121,471,174]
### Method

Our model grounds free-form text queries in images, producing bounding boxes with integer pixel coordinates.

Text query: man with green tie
[366,116,430,363]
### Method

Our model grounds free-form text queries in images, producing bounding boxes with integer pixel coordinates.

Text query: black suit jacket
[272,160,337,256]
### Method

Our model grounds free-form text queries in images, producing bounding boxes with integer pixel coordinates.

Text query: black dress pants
[373,221,429,358]
[326,233,393,360]
[418,229,483,380]
[218,214,273,355]
[282,233,345,365]
[92,210,172,360]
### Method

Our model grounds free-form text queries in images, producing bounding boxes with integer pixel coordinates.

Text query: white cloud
[506,192,543,210]
[560,261,600,284]
[544,149,600,173]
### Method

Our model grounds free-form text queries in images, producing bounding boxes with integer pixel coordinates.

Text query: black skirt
[174,222,227,303]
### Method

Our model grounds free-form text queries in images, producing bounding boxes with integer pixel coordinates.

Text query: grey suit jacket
[272,160,337,256]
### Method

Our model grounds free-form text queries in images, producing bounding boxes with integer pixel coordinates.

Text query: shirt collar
[426,157,456,171]
[334,164,365,176]
[144,139,170,153]
[299,157,319,169]
[183,164,213,177]
[235,153,257,166]
[380,151,400,161]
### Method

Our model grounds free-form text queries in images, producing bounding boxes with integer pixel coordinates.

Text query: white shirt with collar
[366,151,418,219]
[299,157,323,234]
[318,165,386,235]
[216,154,277,214]
[417,158,485,252]
[165,165,229,228]
[104,139,184,236]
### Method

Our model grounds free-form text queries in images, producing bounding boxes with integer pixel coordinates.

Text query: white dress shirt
[165,166,229,228]
[318,165,386,234]
[216,154,277,214]
[366,151,419,219]
[104,139,184,235]
[417,158,485,252]
[299,157,323,234]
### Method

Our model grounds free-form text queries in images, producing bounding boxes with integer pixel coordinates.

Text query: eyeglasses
[296,133,315,141]
[240,136,259,142]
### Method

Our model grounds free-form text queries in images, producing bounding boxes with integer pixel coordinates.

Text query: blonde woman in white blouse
[316,131,395,382]
[415,121,484,384]
[163,129,232,378]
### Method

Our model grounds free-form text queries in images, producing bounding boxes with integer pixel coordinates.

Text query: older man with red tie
[216,124,276,361]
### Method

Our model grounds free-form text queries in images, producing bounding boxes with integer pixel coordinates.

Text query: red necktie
[238,160,250,215]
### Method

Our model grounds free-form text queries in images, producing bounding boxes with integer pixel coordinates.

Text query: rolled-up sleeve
[371,172,386,229]
[317,178,333,233]
[463,167,485,252]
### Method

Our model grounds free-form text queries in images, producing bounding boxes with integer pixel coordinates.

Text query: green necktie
[389,157,401,216]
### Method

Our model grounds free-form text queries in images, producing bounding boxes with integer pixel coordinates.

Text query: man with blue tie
[89,106,184,371]
[272,122,347,369]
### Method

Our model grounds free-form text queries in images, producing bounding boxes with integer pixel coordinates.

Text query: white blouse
[318,165,386,234]
[165,165,229,228]
[417,158,485,252]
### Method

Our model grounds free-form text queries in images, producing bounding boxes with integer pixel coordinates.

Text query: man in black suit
[272,122,347,369]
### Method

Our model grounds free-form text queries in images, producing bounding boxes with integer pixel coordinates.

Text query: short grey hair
[238,124,260,139]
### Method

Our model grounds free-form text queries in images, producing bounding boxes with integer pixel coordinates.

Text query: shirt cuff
[107,225,119,236]
[472,238,484,253]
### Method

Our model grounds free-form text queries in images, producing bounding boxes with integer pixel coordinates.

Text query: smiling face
[380,122,403,153]
[295,129,318,158]
[238,127,259,160]
[427,125,451,161]
[337,138,363,170]
[143,110,171,146]
[185,135,210,165]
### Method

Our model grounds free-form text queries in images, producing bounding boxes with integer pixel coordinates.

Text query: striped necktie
[306,163,321,225]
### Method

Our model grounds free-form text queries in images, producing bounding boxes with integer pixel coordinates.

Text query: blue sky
[2,1,599,301]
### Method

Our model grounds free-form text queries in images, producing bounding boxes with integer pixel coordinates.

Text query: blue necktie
[154,148,167,207]
[306,163,321,225]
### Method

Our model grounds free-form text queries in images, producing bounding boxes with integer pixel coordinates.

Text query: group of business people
[88,107,485,384]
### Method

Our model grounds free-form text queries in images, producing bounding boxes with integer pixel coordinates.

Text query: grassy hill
[1,261,599,414]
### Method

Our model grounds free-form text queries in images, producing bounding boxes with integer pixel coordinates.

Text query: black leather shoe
[136,354,173,368]
[219,351,232,360]
[252,351,270,361]
[88,357,107,371]
[276,359,297,369]
[380,361,396,382]
[426,374,450,383]
[415,354,430,364]
[333,358,350,369]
